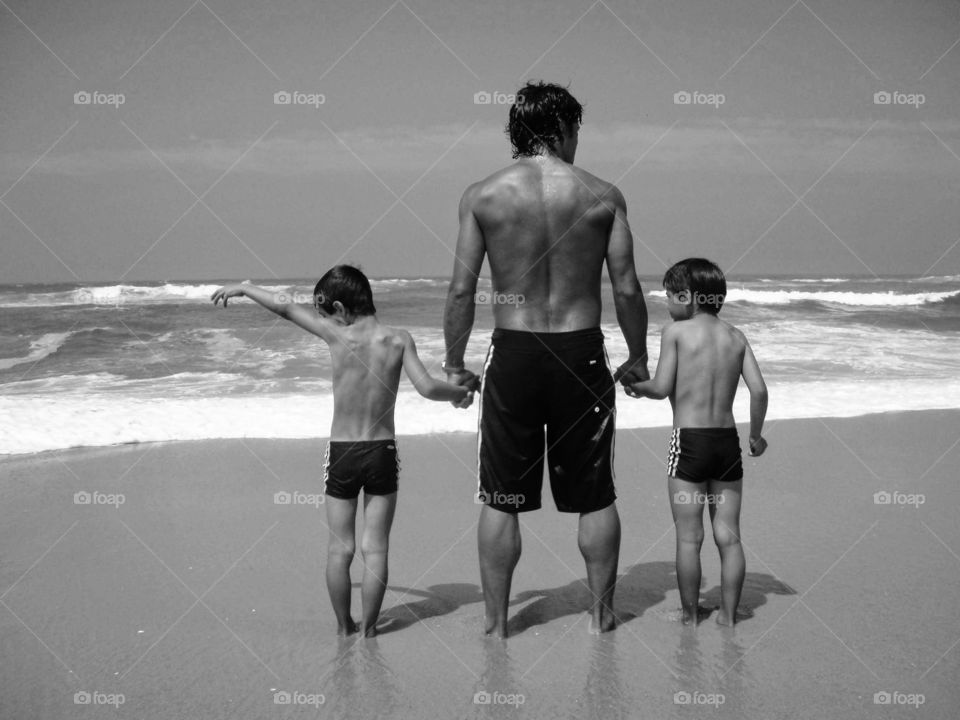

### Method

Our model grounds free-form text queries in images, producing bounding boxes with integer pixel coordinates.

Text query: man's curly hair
[506,81,583,159]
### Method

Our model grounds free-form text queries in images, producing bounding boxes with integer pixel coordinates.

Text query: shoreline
[2,406,959,463]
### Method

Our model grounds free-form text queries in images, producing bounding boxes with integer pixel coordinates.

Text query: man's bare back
[467,156,623,332]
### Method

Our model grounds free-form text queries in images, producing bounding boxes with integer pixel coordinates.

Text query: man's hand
[749,435,768,457]
[447,368,480,407]
[211,284,246,307]
[614,357,649,385]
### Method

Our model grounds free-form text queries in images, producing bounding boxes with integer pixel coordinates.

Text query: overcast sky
[2,0,959,283]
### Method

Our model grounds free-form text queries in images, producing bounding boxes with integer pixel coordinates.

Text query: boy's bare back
[667,315,747,428]
[325,318,406,441]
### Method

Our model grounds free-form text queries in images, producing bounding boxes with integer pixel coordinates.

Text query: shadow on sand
[375,582,484,634]
[506,560,796,634]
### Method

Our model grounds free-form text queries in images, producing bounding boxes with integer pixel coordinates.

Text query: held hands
[211,284,247,307]
[447,368,480,409]
[614,357,649,386]
[749,435,768,457]
[622,382,645,399]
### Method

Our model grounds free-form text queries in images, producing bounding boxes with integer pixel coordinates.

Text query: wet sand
[1,410,958,718]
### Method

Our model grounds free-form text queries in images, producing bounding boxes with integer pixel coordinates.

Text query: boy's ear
[331,300,348,317]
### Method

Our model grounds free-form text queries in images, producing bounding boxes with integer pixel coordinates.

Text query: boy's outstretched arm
[741,338,768,456]
[401,331,474,406]
[211,283,336,342]
[624,324,677,400]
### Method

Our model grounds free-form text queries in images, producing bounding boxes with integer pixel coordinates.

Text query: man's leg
[325,496,359,635]
[578,502,621,633]
[359,492,397,638]
[477,504,521,638]
[668,476,706,625]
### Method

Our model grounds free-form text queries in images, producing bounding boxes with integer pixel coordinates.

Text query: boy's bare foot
[588,610,617,634]
[483,615,508,639]
[716,607,750,626]
[337,619,359,636]
[680,606,713,626]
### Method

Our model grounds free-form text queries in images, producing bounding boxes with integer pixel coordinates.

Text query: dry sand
[1,410,958,718]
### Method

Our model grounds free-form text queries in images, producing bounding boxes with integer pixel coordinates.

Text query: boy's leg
[359,492,397,638]
[325,496,359,635]
[668,476,706,625]
[477,504,521,638]
[578,503,620,633]
[708,479,744,626]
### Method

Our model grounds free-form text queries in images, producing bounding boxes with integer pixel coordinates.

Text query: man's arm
[401,331,472,405]
[605,188,649,384]
[625,324,677,400]
[741,337,768,456]
[211,283,337,343]
[443,184,485,383]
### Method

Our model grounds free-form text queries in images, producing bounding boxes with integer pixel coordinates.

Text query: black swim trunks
[323,440,400,499]
[477,327,616,514]
[667,427,743,483]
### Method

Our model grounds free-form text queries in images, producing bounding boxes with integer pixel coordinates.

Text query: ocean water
[1,275,959,455]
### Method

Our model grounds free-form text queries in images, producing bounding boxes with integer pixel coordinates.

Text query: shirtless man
[442,82,650,637]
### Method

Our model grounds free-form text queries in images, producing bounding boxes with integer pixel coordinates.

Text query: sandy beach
[1,410,958,719]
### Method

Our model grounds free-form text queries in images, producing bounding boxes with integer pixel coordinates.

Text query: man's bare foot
[362,623,378,638]
[337,619,359,636]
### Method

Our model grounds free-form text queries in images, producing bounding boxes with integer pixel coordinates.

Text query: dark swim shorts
[667,427,743,483]
[323,440,400,499]
[477,327,616,514]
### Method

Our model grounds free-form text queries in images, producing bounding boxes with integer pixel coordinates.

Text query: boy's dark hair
[663,258,727,315]
[506,81,584,159]
[313,265,376,316]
